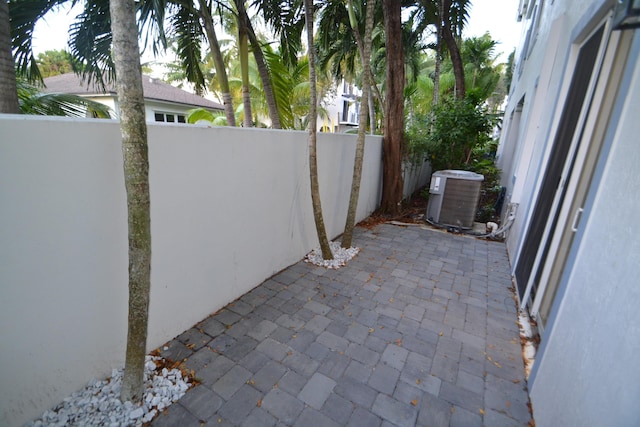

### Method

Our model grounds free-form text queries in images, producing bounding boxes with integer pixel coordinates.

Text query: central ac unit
[426,170,484,229]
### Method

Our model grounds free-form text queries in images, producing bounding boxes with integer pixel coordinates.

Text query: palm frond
[17,78,112,117]
[9,0,69,83]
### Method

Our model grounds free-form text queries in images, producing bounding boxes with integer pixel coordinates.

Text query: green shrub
[406,97,504,223]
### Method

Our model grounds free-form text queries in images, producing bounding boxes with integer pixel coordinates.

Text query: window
[154,112,187,123]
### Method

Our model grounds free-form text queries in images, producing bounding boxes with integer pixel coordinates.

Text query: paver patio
[151,223,531,427]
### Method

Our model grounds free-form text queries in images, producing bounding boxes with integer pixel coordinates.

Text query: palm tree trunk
[236,0,253,127]
[368,90,375,134]
[345,1,381,128]
[432,0,443,107]
[198,0,236,126]
[341,0,374,249]
[0,0,20,114]
[245,15,281,129]
[110,0,152,404]
[305,0,332,260]
[442,0,465,99]
[380,0,404,215]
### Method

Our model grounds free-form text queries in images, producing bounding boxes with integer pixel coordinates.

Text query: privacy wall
[0,116,384,426]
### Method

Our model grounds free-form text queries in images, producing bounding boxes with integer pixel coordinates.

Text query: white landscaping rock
[25,356,191,427]
[305,241,360,269]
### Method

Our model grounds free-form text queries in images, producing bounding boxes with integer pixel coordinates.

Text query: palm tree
[0,0,19,113]
[461,33,505,108]
[109,0,153,404]
[411,0,470,100]
[17,76,112,117]
[304,0,332,260]
[315,0,385,128]
[379,0,404,215]
[197,0,237,125]
[341,0,374,249]
[241,4,281,128]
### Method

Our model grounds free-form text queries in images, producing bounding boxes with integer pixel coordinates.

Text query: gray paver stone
[317,351,350,380]
[240,408,277,427]
[392,381,422,407]
[223,336,259,361]
[321,393,355,424]
[159,340,193,362]
[277,370,307,395]
[347,407,382,427]
[298,372,337,410]
[346,342,380,366]
[368,364,400,395]
[216,309,242,326]
[344,360,373,383]
[484,387,531,423]
[296,407,341,427]
[200,317,226,338]
[417,390,452,427]
[304,300,331,315]
[248,320,278,340]
[334,378,378,409]
[371,393,418,427]
[178,385,223,420]
[450,405,483,427]
[275,314,304,330]
[317,331,349,352]
[239,350,271,374]
[177,328,212,351]
[438,380,483,414]
[304,315,332,334]
[212,365,252,400]
[380,344,409,371]
[197,355,235,386]
[151,402,202,427]
[431,353,459,383]
[261,389,304,425]
[456,370,484,395]
[282,350,319,377]
[217,385,262,425]
[256,338,290,361]
[344,323,370,344]
[484,408,525,427]
[227,300,254,316]
[251,360,287,392]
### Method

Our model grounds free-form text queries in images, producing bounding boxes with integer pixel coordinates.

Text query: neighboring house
[322,79,361,132]
[42,73,224,123]
[496,0,639,425]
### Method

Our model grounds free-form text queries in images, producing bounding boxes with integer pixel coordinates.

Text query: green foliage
[404,113,432,166]
[187,108,227,126]
[421,97,498,172]
[17,77,112,118]
[36,50,74,78]
[471,140,503,223]
[405,96,504,222]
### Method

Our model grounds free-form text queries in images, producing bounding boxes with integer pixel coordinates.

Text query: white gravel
[25,356,191,427]
[305,241,360,269]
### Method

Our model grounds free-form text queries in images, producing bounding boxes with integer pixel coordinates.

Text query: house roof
[42,73,224,111]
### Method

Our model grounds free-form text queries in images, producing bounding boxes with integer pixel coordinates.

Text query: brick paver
[152,224,531,426]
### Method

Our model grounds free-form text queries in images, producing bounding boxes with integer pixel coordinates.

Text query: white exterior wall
[143,99,207,123]
[529,34,640,426]
[0,116,383,426]
[498,0,599,257]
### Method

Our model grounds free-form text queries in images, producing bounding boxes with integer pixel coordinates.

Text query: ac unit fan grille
[439,178,482,228]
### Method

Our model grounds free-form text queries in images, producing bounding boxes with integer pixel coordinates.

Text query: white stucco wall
[0,116,383,426]
[498,0,607,258]
[529,36,640,426]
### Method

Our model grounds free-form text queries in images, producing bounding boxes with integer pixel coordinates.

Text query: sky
[464,0,522,60]
[32,0,523,63]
